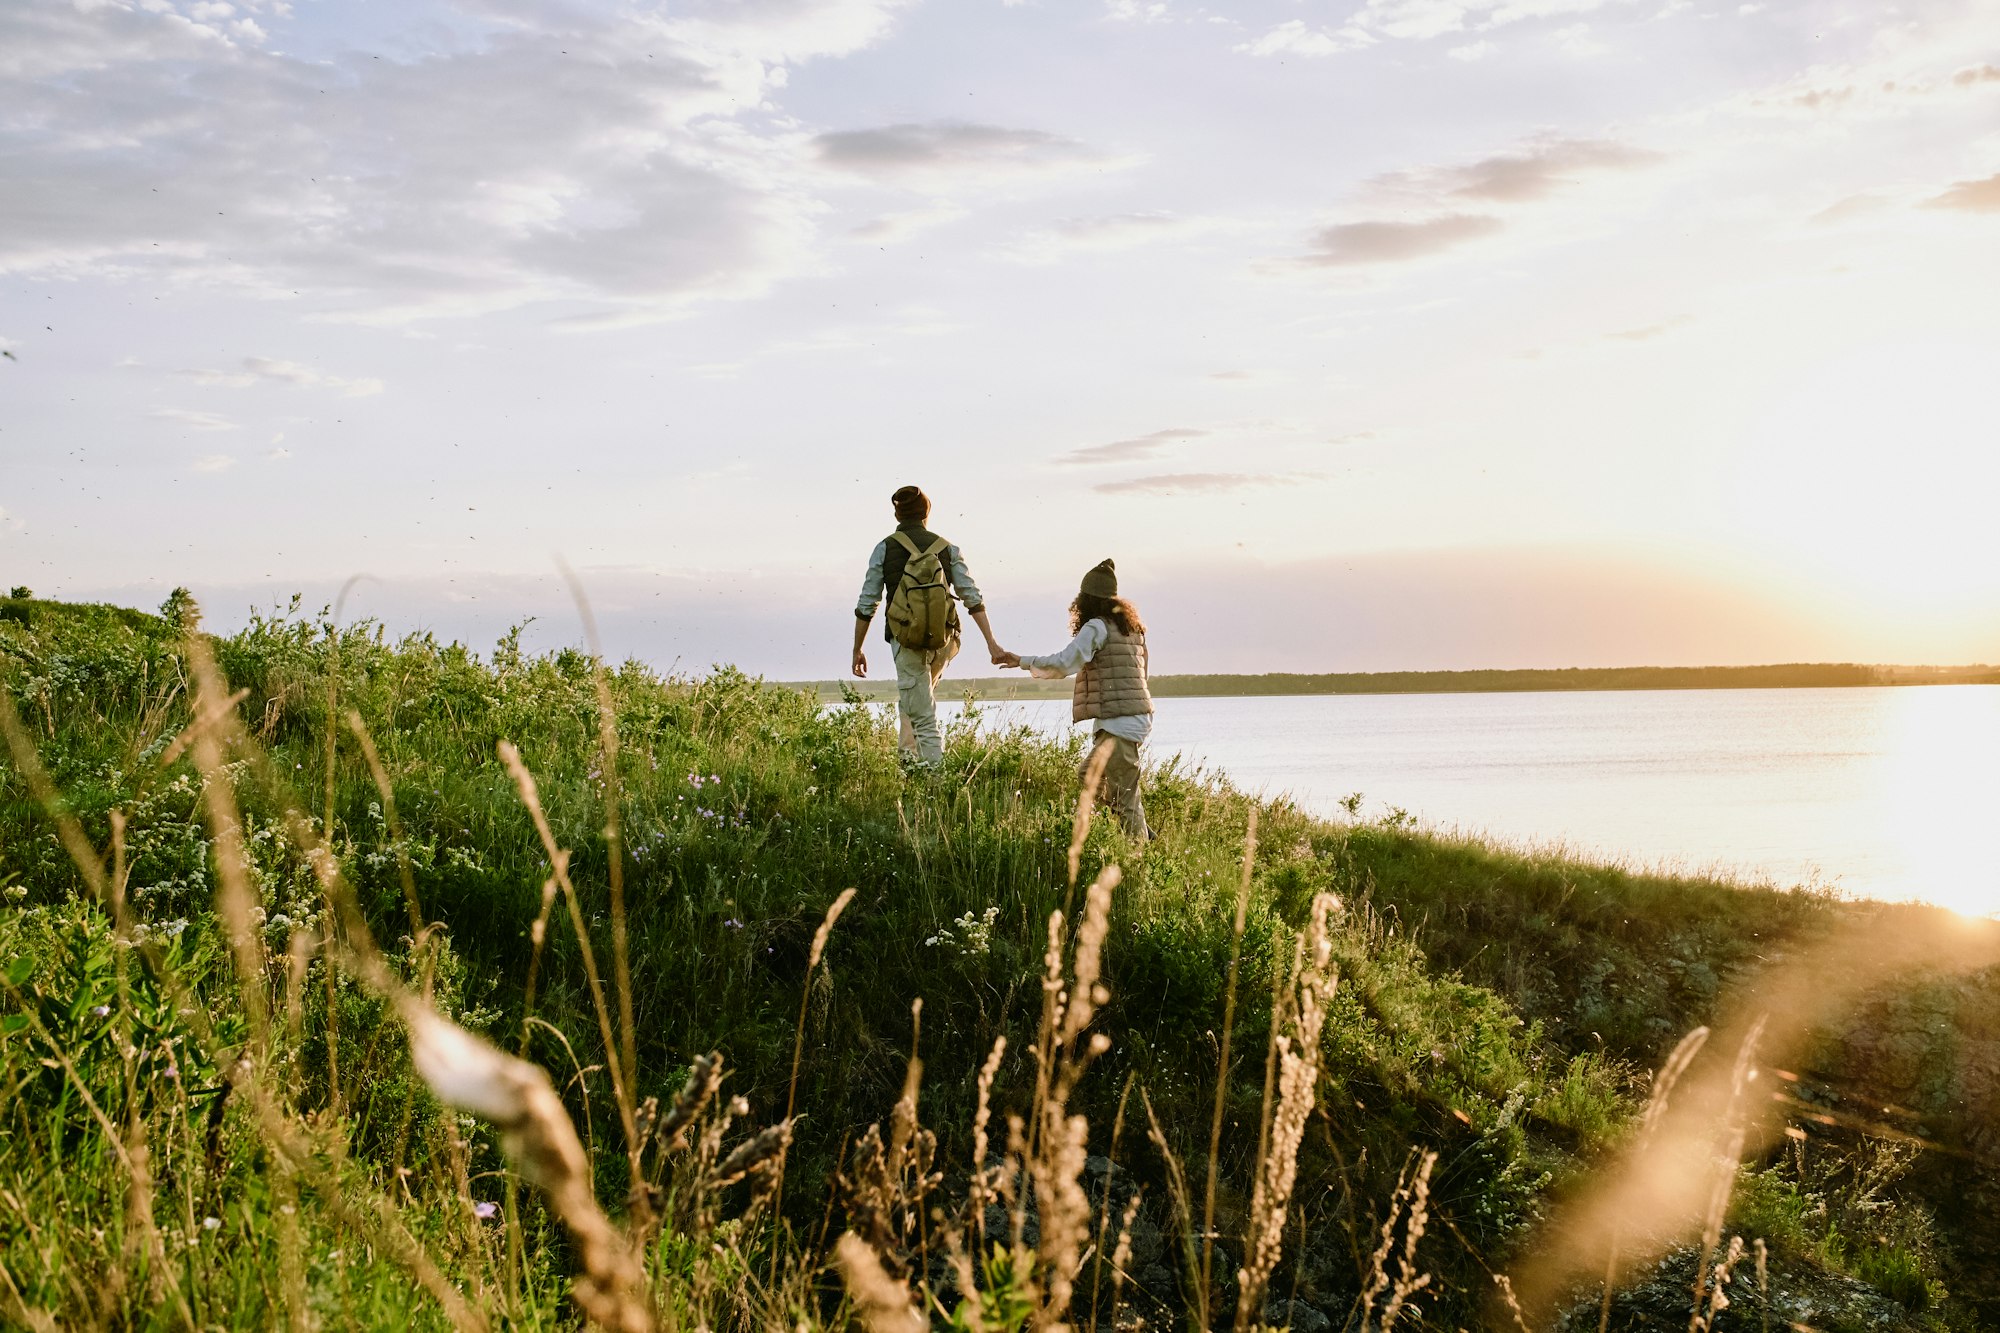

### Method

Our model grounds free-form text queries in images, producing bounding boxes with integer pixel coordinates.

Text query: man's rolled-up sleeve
[855,540,888,620]
[947,545,984,614]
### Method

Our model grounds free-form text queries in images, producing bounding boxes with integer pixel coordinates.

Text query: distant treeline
[793,661,2000,703]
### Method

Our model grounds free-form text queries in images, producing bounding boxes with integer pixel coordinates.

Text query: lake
[935,685,2000,915]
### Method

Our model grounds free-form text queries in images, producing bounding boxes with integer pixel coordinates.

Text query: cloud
[1926,172,2000,213]
[1295,214,1504,266]
[812,122,1115,182]
[192,454,237,473]
[1953,64,2000,87]
[0,0,904,322]
[152,408,239,431]
[180,357,384,395]
[846,203,968,243]
[1235,19,1372,57]
[1604,315,1691,341]
[241,357,384,395]
[1058,427,1207,466]
[1287,135,1657,269]
[1448,39,1496,60]
[1093,471,1300,495]
[1236,0,1614,56]
[1810,192,1891,225]
[1378,137,1661,204]
[1000,212,1217,263]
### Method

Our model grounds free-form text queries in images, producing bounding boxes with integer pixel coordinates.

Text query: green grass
[0,593,1977,1330]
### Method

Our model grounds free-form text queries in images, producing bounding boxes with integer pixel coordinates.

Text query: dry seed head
[835,1232,926,1333]
[809,887,858,971]
[660,1051,723,1153]
[712,1120,793,1187]
[1028,1107,1094,1319]
[400,999,653,1332]
[1059,865,1120,1045]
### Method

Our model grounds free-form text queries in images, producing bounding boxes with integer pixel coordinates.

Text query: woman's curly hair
[1069,593,1144,636]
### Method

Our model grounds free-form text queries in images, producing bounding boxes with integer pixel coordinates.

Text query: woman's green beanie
[1080,559,1118,598]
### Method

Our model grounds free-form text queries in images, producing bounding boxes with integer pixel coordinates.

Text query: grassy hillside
[0,593,1983,1330]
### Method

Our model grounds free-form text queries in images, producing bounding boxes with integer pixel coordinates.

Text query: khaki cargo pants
[893,637,957,767]
[1084,731,1149,841]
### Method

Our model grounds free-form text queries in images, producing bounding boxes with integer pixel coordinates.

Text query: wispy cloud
[1604,315,1692,341]
[1295,214,1503,266]
[847,203,968,244]
[1093,471,1301,495]
[0,0,866,322]
[152,407,239,431]
[1236,0,1616,57]
[1000,211,1218,263]
[1926,172,2000,213]
[191,453,237,473]
[179,357,384,396]
[1058,427,1207,465]
[813,122,1117,182]
[1376,137,1662,204]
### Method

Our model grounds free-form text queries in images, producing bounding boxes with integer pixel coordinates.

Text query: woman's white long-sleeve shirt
[1017,618,1154,746]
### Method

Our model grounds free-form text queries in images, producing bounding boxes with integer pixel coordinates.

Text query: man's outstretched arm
[851,613,872,678]
[851,539,888,677]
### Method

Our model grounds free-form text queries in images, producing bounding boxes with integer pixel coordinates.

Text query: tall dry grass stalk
[497,738,641,1173]
[772,886,858,1241]
[1234,892,1338,1331]
[835,1232,927,1333]
[1512,903,2000,1323]
[559,562,640,1125]
[1687,1017,1766,1332]
[1598,1025,1709,1333]
[1357,1151,1436,1332]
[401,1002,654,1333]
[1200,805,1257,1326]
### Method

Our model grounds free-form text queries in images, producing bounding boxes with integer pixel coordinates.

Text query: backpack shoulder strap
[919,536,948,559]
[889,530,924,558]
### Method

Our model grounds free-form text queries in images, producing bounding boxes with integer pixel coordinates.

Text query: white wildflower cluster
[925,905,1000,958]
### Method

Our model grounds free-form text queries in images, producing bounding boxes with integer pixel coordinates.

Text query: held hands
[992,648,1022,669]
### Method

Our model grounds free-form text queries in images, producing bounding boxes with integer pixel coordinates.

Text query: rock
[1263,1297,1331,1332]
[1135,1261,1177,1301]
[1552,1246,1926,1332]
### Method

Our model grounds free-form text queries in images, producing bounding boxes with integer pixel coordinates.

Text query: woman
[1000,559,1152,840]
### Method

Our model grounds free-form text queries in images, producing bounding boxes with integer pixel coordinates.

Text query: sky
[3,0,1998,679]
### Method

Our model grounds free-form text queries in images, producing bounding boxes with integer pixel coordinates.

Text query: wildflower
[201,1216,221,1231]
[474,1201,499,1220]
[3,884,24,901]
[91,1004,111,1018]
[724,918,743,930]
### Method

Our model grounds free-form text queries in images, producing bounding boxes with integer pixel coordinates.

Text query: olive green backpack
[885,532,959,652]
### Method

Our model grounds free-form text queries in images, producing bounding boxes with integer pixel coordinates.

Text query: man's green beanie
[1080,559,1118,598]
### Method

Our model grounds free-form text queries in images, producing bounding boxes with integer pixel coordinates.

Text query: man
[851,485,1007,768]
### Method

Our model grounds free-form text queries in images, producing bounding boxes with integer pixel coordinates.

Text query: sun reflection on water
[1875,685,2000,917]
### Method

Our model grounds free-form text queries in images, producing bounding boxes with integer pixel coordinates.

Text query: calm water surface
[936,686,2000,914]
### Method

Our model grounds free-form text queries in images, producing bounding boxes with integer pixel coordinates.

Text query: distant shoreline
[789,662,2000,703]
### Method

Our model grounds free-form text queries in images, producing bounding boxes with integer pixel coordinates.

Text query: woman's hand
[994,650,1022,669]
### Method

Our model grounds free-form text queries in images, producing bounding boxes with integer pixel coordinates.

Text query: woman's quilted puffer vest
[1072,624,1152,723]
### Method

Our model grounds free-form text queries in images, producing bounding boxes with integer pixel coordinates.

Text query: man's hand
[994,650,1021,669]
[851,649,868,678]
